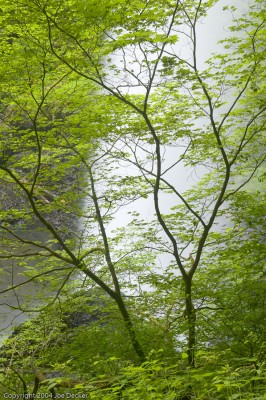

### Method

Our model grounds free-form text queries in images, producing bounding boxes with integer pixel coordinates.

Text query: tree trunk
[114,293,146,363]
[89,168,145,362]
[185,277,196,367]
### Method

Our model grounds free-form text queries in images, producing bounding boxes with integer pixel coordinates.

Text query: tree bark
[89,168,145,362]
[184,277,196,367]
[114,293,146,362]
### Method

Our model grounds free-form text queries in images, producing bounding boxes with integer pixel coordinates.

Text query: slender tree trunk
[89,168,145,362]
[114,293,146,362]
[184,277,196,367]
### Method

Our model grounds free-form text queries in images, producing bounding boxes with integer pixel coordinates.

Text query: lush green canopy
[0,0,265,398]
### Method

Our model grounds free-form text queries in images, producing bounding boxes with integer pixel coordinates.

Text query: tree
[0,0,265,372]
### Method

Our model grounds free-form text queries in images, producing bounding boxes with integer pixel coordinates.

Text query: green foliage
[59,352,265,399]
[0,0,265,398]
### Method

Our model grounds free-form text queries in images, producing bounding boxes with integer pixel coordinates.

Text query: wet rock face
[63,296,108,328]
[0,170,81,237]
[64,311,101,328]
[0,308,103,358]
[0,181,28,220]
[0,128,83,238]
